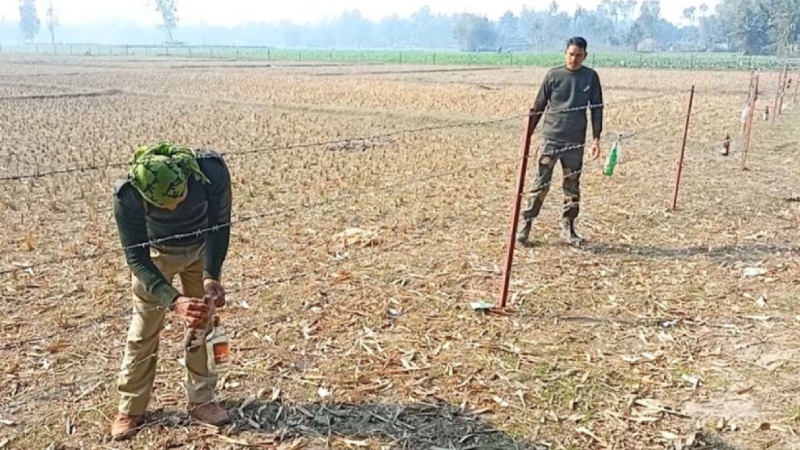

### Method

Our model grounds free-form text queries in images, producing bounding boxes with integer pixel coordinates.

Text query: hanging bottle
[205,316,230,375]
[603,140,619,176]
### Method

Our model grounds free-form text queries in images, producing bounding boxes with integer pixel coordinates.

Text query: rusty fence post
[497,109,536,309]
[772,67,784,122]
[742,74,759,170]
[741,73,755,146]
[777,65,788,115]
[670,86,695,211]
[741,72,754,147]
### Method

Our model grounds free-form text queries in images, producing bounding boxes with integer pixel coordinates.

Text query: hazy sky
[0,0,719,27]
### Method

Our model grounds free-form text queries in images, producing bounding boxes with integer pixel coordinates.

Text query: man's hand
[172,296,211,329]
[203,279,226,308]
[591,138,602,161]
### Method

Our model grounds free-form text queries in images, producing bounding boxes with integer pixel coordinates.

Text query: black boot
[560,218,584,247]
[516,219,534,244]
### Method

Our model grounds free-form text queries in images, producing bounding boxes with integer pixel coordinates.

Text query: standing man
[111,142,232,440]
[517,36,603,247]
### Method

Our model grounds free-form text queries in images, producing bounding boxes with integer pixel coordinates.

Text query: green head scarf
[128,142,210,208]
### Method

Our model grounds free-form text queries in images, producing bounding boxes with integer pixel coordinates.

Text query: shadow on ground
[146,398,542,449]
[693,434,745,450]
[141,399,750,449]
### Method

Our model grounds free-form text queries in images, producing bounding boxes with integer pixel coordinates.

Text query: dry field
[0,54,799,450]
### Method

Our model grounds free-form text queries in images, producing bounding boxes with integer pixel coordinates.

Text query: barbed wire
[0,112,682,278]
[0,92,684,241]
[0,93,684,183]
[1,125,667,305]
[0,95,710,364]
[0,159,511,276]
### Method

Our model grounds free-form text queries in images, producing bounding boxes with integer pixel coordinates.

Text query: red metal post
[670,86,695,211]
[741,73,754,146]
[777,65,788,115]
[772,68,783,122]
[498,110,535,309]
[742,75,758,171]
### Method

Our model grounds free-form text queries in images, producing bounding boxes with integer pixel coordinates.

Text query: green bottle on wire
[603,140,620,176]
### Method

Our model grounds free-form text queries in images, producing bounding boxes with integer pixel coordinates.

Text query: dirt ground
[0,54,799,449]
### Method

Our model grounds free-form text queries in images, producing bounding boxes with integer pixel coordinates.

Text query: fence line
[2,94,700,278]
[0,120,671,300]
[1,115,669,375]
[0,97,633,182]
[2,43,799,71]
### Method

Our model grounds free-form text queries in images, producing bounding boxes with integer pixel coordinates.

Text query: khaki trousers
[116,242,217,416]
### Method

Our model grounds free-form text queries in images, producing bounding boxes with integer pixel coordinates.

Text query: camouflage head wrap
[128,142,210,208]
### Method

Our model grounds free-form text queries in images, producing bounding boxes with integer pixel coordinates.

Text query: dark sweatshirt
[112,150,232,307]
[531,65,603,146]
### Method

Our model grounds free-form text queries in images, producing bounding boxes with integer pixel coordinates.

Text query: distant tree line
[7,0,800,55]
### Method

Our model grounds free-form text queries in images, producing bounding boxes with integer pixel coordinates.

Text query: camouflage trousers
[520,141,584,222]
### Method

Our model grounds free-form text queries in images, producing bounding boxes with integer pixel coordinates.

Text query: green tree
[497,11,519,50]
[18,0,40,44]
[637,0,662,37]
[155,0,178,43]
[683,6,697,24]
[761,0,800,54]
[46,2,57,46]
[616,0,639,23]
[716,0,789,54]
[697,13,727,49]
[454,13,497,51]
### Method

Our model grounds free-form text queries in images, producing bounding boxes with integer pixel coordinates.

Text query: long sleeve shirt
[113,151,232,307]
[531,65,604,146]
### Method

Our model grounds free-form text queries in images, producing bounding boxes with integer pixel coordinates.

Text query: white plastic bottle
[205,316,230,375]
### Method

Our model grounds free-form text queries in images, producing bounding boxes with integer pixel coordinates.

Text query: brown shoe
[188,402,230,426]
[111,412,143,441]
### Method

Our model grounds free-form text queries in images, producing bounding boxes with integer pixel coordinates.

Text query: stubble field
[0,54,799,450]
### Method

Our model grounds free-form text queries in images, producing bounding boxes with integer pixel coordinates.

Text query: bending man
[111,142,232,440]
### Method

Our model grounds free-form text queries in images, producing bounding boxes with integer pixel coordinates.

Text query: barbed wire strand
[1,121,670,326]
[0,112,684,278]
[0,92,682,182]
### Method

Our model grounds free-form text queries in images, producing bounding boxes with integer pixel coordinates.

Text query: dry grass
[0,55,799,449]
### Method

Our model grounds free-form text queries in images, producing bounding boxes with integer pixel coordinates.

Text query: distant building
[636,38,655,53]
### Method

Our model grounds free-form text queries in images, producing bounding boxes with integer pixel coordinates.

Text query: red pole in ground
[497,109,535,309]
[742,74,759,171]
[777,65,788,115]
[670,85,695,211]
[741,73,754,146]
[772,68,784,122]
